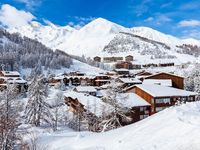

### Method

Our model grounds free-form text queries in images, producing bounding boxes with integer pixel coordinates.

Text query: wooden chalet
[126,84,197,114]
[115,61,133,70]
[93,56,101,62]
[144,72,184,89]
[94,74,111,86]
[125,55,134,62]
[114,69,130,75]
[74,86,97,96]
[103,56,123,63]
[118,77,142,87]
[0,71,27,92]
[117,93,151,124]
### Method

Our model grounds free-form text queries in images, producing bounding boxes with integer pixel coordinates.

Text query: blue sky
[0,0,200,39]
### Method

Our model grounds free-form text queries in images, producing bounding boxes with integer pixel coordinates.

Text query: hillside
[32,101,200,150]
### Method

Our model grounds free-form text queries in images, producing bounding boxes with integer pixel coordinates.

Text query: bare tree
[0,84,22,150]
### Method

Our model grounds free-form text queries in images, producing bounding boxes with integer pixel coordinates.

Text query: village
[0,54,197,131]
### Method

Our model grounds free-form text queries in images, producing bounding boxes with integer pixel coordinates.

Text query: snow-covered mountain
[9,21,76,49]
[7,18,200,63]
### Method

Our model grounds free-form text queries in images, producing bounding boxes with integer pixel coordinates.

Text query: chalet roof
[117,93,151,108]
[0,77,27,84]
[75,86,97,93]
[119,78,142,84]
[115,69,129,72]
[134,84,197,97]
[1,71,20,76]
[144,72,185,79]
[64,91,112,116]
[143,79,172,87]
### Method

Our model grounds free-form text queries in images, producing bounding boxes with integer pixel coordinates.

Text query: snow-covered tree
[25,75,53,126]
[100,79,130,131]
[0,84,22,150]
[51,91,65,131]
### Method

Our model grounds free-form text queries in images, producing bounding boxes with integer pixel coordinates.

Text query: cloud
[144,17,154,22]
[0,4,35,28]
[144,14,172,25]
[181,29,200,40]
[14,0,42,10]
[68,16,96,29]
[130,0,153,17]
[178,20,200,27]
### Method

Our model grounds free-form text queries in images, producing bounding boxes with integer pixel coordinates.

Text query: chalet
[0,71,20,77]
[126,84,197,114]
[93,56,101,62]
[0,71,27,92]
[74,86,97,96]
[159,62,174,67]
[94,74,111,86]
[118,77,142,87]
[117,93,151,123]
[144,72,184,89]
[103,56,123,63]
[136,71,153,77]
[64,91,112,117]
[132,64,142,69]
[125,55,134,62]
[115,61,133,70]
[114,69,130,75]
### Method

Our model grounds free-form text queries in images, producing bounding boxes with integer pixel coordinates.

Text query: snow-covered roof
[115,69,129,72]
[143,79,172,86]
[144,72,185,79]
[75,86,97,93]
[119,78,142,84]
[135,84,197,97]
[1,71,20,76]
[117,93,150,108]
[64,91,112,116]
[54,75,96,80]
[100,82,123,89]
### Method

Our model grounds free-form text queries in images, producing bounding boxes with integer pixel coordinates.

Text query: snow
[143,79,172,86]
[117,93,150,108]
[24,101,200,150]
[135,84,197,97]
[75,86,97,93]
[63,91,112,116]
[119,77,142,84]
[7,18,200,65]
[1,71,20,76]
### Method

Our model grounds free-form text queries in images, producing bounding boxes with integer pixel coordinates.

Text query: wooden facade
[103,56,123,63]
[144,72,184,89]
[125,55,134,62]
[94,75,110,86]
[93,56,101,62]
[127,86,196,114]
[115,61,133,70]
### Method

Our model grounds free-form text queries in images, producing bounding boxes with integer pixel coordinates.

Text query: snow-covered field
[23,101,200,150]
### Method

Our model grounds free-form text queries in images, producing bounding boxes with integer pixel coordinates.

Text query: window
[155,107,166,112]
[140,107,146,111]
[140,115,149,120]
[155,98,170,104]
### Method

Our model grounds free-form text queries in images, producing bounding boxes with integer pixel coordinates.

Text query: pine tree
[25,75,52,126]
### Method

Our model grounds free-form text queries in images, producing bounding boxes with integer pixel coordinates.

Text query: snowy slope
[56,18,130,56]
[34,101,200,150]
[7,18,200,62]
[9,21,75,49]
